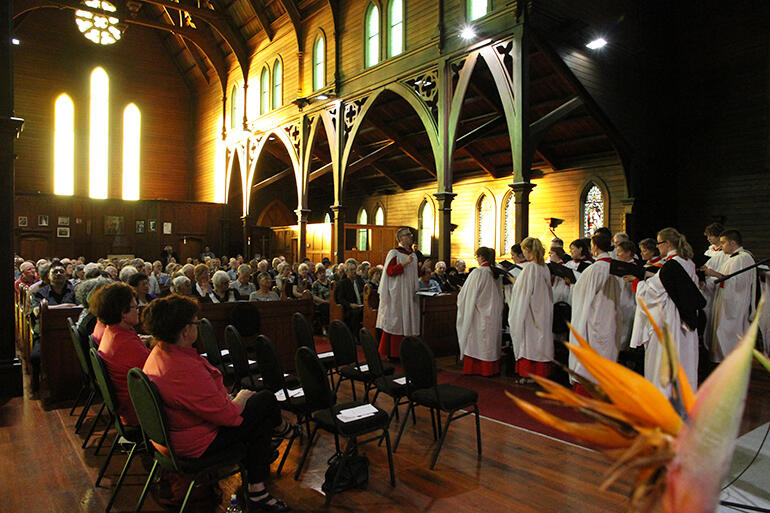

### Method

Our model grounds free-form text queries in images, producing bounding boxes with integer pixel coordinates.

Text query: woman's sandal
[247,490,290,512]
[273,422,302,441]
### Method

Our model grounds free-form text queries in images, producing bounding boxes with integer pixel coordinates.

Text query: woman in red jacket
[141,295,297,512]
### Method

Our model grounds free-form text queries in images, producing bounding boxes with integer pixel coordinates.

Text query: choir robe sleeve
[508,263,554,362]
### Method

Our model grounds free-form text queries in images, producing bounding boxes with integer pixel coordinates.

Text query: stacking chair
[89,348,145,511]
[224,325,263,391]
[196,318,229,376]
[394,336,481,469]
[253,335,305,475]
[328,320,394,401]
[293,346,395,505]
[358,328,408,422]
[66,318,105,446]
[292,312,336,386]
[127,368,248,513]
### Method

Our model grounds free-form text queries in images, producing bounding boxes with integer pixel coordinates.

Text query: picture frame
[163,222,172,235]
[38,215,49,227]
[136,220,145,234]
[18,216,28,227]
[148,219,157,232]
[104,215,124,235]
[58,216,70,226]
[57,227,70,238]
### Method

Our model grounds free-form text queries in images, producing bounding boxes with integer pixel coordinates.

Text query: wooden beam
[455,114,504,151]
[368,162,408,190]
[540,133,609,149]
[251,168,293,192]
[367,119,436,178]
[156,5,210,86]
[530,96,583,141]
[468,82,499,112]
[277,0,302,50]
[460,146,502,178]
[246,0,274,41]
[535,149,560,171]
[309,142,396,182]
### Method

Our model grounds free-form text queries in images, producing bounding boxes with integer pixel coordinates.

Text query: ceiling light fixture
[11,38,20,45]
[586,37,607,50]
[460,25,476,40]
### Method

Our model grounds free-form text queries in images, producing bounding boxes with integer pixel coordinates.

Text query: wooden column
[330,205,345,264]
[240,215,252,260]
[433,191,456,263]
[0,0,23,397]
[510,182,535,242]
[295,208,310,261]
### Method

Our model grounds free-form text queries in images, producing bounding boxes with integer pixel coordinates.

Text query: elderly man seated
[335,259,365,336]
[230,264,256,298]
[15,260,37,293]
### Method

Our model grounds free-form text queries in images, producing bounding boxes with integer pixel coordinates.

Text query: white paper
[357,364,369,372]
[274,388,305,401]
[416,290,439,296]
[317,351,335,358]
[336,403,378,423]
[393,376,406,385]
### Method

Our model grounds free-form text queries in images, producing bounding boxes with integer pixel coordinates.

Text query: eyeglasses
[656,241,666,246]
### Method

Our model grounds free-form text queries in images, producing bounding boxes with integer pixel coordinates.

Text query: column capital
[294,208,311,221]
[330,204,344,214]
[433,191,457,207]
[508,181,536,194]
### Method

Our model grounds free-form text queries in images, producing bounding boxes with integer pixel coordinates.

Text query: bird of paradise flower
[506,296,769,513]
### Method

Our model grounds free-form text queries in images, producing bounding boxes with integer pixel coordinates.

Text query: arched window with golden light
[502,191,515,253]
[476,193,495,249]
[89,67,109,199]
[374,205,384,225]
[54,94,75,196]
[388,0,404,58]
[122,103,140,200]
[356,208,369,250]
[272,59,282,110]
[313,35,325,91]
[365,3,380,68]
[229,83,239,130]
[260,67,270,115]
[418,200,434,256]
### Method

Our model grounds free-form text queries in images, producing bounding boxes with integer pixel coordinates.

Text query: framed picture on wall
[57,227,70,238]
[163,222,172,235]
[136,220,145,234]
[148,220,157,232]
[18,216,27,227]
[104,216,124,235]
[38,215,49,227]
[58,216,70,226]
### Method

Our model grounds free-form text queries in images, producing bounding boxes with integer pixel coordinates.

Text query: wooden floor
[2,358,768,513]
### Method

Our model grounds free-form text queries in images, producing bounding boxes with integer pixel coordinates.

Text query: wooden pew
[362,284,378,335]
[16,285,34,372]
[329,281,344,324]
[196,299,314,372]
[38,301,84,407]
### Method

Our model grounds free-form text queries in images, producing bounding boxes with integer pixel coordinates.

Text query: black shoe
[247,490,290,512]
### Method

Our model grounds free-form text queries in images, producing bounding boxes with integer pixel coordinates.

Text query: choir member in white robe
[703,229,756,362]
[549,247,572,305]
[503,243,526,305]
[562,239,594,305]
[615,240,639,350]
[377,227,420,358]
[639,238,663,274]
[569,232,622,393]
[508,237,553,382]
[457,247,505,376]
[698,223,729,329]
[628,228,705,391]
[759,266,770,355]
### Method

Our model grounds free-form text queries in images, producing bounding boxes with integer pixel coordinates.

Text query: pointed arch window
[89,67,109,199]
[503,191,515,253]
[581,183,605,237]
[365,3,380,68]
[374,205,384,225]
[418,200,434,256]
[313,35,325,91]
[476,193,495,249]
[356,208,369,250]
[122,103,141,200]
[272,59,282,110]
[468,0,489,21]
[229,84,239,129]
[54,94,75,196]
[324,212,331,224]
[260,67,270,115]
[388,0,404,58]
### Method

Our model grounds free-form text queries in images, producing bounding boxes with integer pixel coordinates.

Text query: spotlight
[11,38,20,45]
[586,37,607,50]
[460,26,476,40]
[314,94,329,101]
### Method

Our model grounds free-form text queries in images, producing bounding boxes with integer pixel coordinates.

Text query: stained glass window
[419,201,433,255]
[583,184,604,237]
[503,192,515,252]
[477,194,495,249]
[374,205,384,225]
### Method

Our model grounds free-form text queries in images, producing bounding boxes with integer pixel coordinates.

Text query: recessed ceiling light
[11,38,20,45]
[460,26,476,40]
[586,37,607,50]
[315,94,329,100]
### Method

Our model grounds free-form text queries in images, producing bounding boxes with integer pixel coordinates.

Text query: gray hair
[84,262,101,279]
[212,270,230,289]
[171,275,191,293]
[76,276,112,308]
[237,263,251,276]
[119,266,138,282]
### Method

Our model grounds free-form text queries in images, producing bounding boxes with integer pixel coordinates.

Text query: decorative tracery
[75,0,122,45]
[582,184,605,237]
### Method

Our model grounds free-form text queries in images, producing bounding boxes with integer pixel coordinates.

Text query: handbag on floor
[321,453,369,493]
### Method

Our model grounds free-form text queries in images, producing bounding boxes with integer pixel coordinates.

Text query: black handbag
[321,453,369,493]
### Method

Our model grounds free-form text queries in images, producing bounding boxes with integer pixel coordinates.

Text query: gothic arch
[245,128,301,215]
[577,176,611,237]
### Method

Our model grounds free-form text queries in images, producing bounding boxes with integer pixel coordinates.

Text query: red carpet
[314,336,600,450]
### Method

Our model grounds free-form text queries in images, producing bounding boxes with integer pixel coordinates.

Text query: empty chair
[196,318,230,376]
[394,336,481,469]
[66,317,105,445]
[89,348,145,511]
[224,324,263,391]
[127,368,248,513]
[359,328,408,422]
[293,346,395,505]
[292,312,336,385]
[328,320,394,401]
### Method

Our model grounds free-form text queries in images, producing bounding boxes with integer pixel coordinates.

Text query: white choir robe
[700,246,729,330]
[457,266,504,362]
[376,248,420,336]
[563,259,589,305]
[568,253,622,383]
[503,266,523,306]
[617,276,636,350]
[705,249,756,362]
[552,276,571,305]
[630,254,699,392]
[508,262,553,363]
[759,267,770,355]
